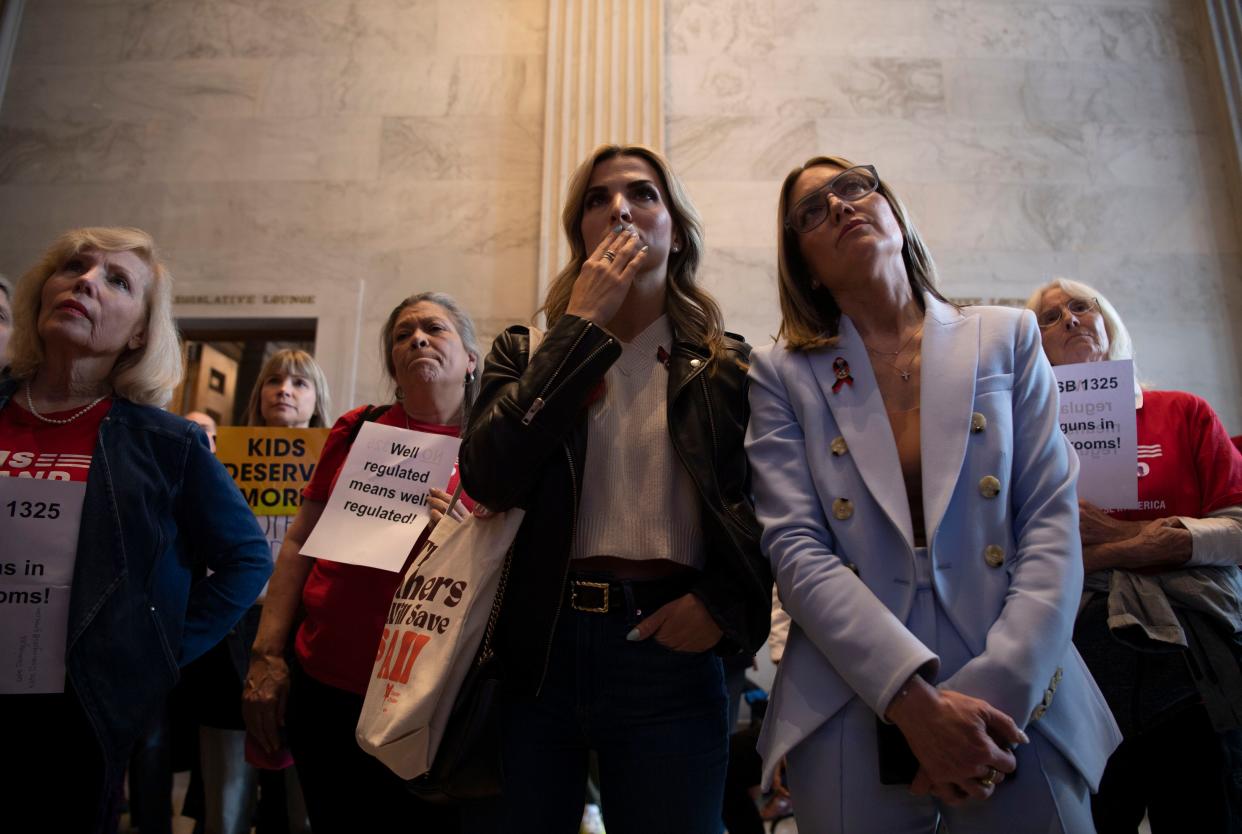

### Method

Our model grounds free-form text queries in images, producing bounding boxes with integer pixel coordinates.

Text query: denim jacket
[0,379,271,770]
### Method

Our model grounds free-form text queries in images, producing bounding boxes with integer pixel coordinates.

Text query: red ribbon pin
[831,356,854,393]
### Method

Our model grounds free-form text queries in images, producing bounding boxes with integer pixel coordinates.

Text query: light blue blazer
[746,295,1121,790]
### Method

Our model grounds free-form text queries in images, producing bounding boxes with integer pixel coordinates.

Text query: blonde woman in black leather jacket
[460,144,771,834]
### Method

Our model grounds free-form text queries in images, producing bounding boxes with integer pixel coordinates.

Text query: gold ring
[979,766,999,787]
[602,250,617,262]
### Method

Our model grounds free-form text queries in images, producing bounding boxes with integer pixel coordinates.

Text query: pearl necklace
[24,383,110,425]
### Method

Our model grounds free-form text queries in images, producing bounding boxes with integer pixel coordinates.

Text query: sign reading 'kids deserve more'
[300,422,460,572]
[215,427,329,516]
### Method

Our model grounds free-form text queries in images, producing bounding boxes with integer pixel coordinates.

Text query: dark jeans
[285,659,460,833]
[464,585,729,834]
[1093,702,1242,834]
[6,682,124,833]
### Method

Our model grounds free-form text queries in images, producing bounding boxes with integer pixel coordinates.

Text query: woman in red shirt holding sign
[242,292,479,832]
[1028,278,1242,833]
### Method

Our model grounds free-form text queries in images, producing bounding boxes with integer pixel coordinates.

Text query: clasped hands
[886,676,1027,806]
[1078,499,1190,573]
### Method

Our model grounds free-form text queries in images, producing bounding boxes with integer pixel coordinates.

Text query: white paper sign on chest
[0,477,87,694]
[300,422,461,573]
[1053,359,1139,510]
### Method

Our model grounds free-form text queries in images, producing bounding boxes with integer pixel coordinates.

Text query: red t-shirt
[295,404,472,695]
[1110,390,1242,522]
[0,399,112,481]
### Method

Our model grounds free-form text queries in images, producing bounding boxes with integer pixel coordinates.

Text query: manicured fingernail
[612,223,624,233]
[626,628,641,641]
[640,245,649,252]
[1018,730,1030,744]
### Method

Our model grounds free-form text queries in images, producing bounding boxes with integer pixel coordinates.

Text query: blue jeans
[466,581,729,833]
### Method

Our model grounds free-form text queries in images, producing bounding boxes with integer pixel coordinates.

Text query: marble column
[536,0,664,306]
[1202,0,1242,229]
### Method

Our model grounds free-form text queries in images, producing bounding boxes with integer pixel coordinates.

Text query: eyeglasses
[785,165,881,234]
[1036,297,1098,329]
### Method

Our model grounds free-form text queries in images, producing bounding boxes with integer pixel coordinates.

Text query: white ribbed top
[570,315,705,568]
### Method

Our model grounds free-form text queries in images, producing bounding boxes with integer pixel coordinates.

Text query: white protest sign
[1054,359,1139,510]
[0,478,86,694]
[300,422,461,572]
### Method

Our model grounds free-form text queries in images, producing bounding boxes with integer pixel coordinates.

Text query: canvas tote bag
[356,327,542,789]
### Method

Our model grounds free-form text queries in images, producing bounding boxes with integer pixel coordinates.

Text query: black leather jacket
[460,314,772,697]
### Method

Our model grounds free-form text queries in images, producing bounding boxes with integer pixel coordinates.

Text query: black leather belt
[565,575,692,616]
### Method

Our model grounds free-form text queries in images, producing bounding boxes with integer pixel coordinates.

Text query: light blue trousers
[785,548,1096,834]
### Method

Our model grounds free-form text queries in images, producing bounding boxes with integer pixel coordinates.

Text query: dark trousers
[1093,703,1242,834]
[6,683,124,833]
[285,659,460,833]
[464,589,729,834]
[721,729,765,834]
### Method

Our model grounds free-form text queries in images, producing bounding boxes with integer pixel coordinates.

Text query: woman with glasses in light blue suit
[744,156,1121,833]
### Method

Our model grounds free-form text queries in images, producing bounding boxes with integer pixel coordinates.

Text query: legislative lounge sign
[215,427,330,516]
[300,422,460,573]
[1053,359,1139,510]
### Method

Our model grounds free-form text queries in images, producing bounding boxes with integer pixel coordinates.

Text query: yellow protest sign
[214,427,330,516]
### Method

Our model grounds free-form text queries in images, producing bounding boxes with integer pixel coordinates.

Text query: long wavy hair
[540,144,726,357]
[7,227,183,406]
[776,155,951,352]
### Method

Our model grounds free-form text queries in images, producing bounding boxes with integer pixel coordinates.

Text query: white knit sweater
[570,315,705,568]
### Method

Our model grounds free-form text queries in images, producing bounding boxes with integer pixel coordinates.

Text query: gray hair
[380,292,481,428]
[1024,277,1135,366]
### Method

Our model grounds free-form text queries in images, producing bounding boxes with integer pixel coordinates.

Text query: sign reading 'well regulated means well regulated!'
[300,421,460,573]
[1053,359,1139,510]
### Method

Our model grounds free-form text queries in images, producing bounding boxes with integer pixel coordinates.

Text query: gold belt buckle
[571,580,610,613]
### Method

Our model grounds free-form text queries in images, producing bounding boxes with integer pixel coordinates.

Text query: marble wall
[1,0,1239,428]
[0,0,548,408]
[667,0,1242,430]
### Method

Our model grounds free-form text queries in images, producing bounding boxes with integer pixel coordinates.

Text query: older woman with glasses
[1027,278,1242,834]
[744,157,1121,833]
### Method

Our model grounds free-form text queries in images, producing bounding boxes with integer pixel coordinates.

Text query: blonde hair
[540,144,726,357]
[8,227,182,407]
[243,348,332,428]
[1024,278,1136,364]
[775,156,950,352]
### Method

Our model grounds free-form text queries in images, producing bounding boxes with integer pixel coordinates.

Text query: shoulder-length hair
[242,348,333,428]
[1024,278,1136,364]
[7,227,182,407]
[540,143,726,357]
[380,291,481,429]
[776,155,951,352]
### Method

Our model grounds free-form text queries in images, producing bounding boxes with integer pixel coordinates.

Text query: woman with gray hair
[0,227,271,832]
[242,291,479,831]
[1027,278,1242,833]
